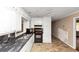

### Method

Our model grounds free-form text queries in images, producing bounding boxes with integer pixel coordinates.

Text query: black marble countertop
[0,34,33,52]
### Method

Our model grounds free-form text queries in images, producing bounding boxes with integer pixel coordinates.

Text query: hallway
[31,37,77,52]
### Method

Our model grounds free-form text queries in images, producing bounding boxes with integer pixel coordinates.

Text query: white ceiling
[23,7,79,20]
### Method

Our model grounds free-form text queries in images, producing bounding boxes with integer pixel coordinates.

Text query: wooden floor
[31,37,77,52]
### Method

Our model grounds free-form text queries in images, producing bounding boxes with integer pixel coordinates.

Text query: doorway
[76,19,79,51]
[73,17,79,51]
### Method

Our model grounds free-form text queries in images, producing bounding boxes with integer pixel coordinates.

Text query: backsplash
[0,34,8,44]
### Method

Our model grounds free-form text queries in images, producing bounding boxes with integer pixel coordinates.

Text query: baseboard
[61,39,74,49]
[52,35,74,49]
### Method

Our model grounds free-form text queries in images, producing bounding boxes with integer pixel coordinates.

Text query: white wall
[0,7,30,36]
[43,17,51,43]
[31,17,51,43]
[58,28,68,43]
[31,18,42,28]
[14,8,31,37]
[0,7,18,35]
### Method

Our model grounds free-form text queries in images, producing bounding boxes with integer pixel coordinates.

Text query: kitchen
[0,7,51,52]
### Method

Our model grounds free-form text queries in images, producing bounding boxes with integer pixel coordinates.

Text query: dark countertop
[0,34,33,52]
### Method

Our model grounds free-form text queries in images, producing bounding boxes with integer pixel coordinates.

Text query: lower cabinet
[20,34,34,52]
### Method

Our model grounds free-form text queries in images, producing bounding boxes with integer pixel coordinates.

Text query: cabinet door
[20,34,34,52]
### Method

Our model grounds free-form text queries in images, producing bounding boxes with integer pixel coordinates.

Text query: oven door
[34,34,42,43]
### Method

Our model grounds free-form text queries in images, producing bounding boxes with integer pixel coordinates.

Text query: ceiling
[23,7,79,20]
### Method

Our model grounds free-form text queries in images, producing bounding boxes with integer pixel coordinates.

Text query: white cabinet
[20,34,34,52]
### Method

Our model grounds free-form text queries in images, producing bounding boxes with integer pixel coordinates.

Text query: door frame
[73,16,79,49]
